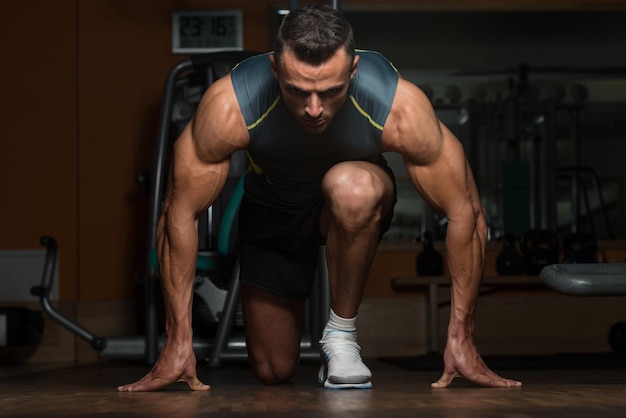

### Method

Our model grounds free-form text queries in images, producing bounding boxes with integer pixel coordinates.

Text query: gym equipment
[415,231,444,277]
[31,53,258,361]
[540,263,626,354]
[520,229,560,275]
[34,236,328,365]
[608,322,626,353]
[32,234,239,360]
[557,167,615,239]
[561,232,598,264]
[496,234,524,276]
[453,63,618,240]
[33,51,330,365]
[444,85,462,105]
[540,263,626,296]
[32,236,110,353]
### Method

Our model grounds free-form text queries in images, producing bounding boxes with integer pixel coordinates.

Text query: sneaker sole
[318,365,372,390]
[323,380,373,390]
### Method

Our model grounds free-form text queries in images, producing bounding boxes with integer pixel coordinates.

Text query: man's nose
[305,94,323,118]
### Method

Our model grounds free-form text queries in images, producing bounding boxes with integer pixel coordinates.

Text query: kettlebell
[416,231,444,276]
[496,234,524,276]
[561,232,597,264]
[520,229,559,275]
[608,322,626,353]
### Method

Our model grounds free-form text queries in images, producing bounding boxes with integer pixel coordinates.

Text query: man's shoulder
[355,50,397,71]
[231,52,274,87]
[353,50,398,89]
[230,52,279,128]
[351,49,398,99]
[231,52,272,74]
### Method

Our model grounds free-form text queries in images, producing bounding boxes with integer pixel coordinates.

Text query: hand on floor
[431,335,522,389]
[117,343,210,392]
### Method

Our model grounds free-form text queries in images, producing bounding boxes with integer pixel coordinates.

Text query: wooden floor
[1,357,626,417]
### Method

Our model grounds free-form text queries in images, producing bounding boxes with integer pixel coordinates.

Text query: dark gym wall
[348,10,626,70]
[0,2,79,300]
[1,0,625,304]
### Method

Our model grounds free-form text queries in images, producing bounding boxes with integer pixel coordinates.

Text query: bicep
[190,74,249,164]
[403,124,475,219]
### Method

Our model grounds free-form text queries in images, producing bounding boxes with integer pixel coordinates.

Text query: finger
[117,376,171,392]
[117,375,211,392]
[185,377,211,391]
[486,376,522,388]
[465,370,522,388]
[430,370,458,389]
[118,382,150,392]
[117,384,148,392]
[500,378,522,387]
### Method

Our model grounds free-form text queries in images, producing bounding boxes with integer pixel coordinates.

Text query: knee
[322,164,385,222]
[250,357,298,385]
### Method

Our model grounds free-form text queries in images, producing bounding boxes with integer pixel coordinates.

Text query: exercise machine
[33,50,330,365]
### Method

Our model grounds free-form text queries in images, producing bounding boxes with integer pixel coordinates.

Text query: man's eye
[289,87,306,95]
[321,88,340,97]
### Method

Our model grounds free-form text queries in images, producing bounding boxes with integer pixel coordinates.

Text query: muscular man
[118,4,521,392]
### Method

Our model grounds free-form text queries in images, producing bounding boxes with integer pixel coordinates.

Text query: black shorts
[237,164,397,300]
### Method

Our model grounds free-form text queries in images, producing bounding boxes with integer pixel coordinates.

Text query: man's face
[271,48,359,134]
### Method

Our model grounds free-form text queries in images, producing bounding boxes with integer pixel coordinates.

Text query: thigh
[240,284,306,383]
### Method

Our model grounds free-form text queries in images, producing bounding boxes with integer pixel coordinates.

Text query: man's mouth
[303,118,324,127]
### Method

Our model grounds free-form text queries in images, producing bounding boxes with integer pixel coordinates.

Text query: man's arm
[383,78,521,388]
[118,74,249,392]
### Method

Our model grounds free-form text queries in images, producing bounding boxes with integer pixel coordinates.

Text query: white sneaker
[318,329,372,390]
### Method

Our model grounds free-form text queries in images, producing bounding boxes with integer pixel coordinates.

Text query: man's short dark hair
[274,4,355,66]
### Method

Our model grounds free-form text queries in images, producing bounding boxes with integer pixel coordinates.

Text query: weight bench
[540,264,626,296]
[540,263,626,353]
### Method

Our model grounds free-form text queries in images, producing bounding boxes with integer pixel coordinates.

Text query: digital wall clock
[172,10,243,54]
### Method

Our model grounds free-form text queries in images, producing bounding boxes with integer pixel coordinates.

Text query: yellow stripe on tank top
[247,95,281,131]
[348,95,384,131]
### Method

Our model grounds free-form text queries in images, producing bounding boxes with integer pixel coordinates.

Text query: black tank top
[231,50,398,210]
